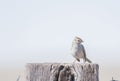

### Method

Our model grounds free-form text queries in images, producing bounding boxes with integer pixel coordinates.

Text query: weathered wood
[26,63,99,81]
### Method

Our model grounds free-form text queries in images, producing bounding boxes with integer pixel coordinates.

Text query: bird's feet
[73,60,76,64]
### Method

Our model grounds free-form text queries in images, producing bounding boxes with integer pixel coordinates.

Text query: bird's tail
[16,75,20,81]
[86,58,92,63]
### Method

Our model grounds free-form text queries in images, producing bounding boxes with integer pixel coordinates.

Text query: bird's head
[74,36,83,44]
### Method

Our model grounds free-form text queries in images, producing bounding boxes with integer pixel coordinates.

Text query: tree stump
[26,63,99,81]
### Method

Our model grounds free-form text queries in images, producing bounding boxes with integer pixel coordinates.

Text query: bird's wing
[81,44,86,58]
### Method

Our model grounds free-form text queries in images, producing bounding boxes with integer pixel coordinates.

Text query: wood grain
[26,63,99,81]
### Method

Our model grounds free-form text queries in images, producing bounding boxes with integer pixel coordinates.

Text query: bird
[71,36,92,63]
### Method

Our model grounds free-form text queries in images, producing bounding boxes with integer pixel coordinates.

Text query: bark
[26,63,99,81]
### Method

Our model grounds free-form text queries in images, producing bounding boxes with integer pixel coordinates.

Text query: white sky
[0,0,120,69]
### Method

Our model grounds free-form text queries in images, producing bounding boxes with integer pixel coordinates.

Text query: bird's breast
[71,44,84,58]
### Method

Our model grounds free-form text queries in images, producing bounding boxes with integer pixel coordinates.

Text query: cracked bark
[26,63,99,81]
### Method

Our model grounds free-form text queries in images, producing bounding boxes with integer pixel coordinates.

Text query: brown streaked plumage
[71,36,92,63]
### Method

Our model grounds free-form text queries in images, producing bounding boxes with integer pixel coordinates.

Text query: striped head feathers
[73,36,83,44]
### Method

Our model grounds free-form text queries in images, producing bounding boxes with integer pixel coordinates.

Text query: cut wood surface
[26,63,99,81]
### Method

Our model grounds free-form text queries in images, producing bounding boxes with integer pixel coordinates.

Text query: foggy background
[0,0,120,81]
